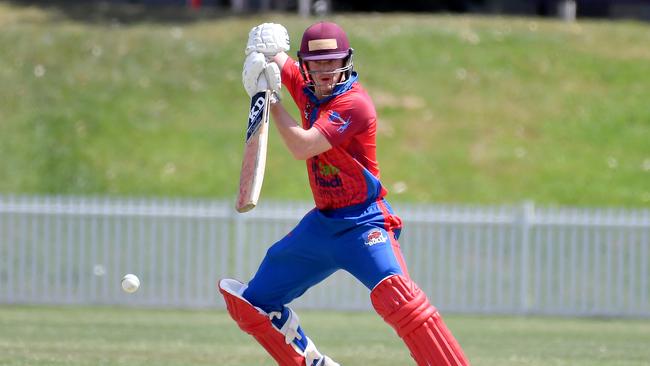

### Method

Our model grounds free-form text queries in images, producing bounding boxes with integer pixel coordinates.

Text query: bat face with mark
[236,90,271,213]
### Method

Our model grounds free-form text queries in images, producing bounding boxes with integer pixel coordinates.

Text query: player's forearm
[270,103,311,159]
[270,103,327,160]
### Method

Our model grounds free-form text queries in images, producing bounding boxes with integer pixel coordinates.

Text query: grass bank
[1,4,648,206]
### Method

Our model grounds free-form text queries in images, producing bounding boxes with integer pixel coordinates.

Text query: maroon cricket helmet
[298,21,351,61]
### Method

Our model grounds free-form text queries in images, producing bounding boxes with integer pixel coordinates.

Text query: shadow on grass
[2,0,253,24]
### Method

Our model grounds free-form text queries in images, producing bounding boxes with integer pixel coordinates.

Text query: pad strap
[371,275,470,366]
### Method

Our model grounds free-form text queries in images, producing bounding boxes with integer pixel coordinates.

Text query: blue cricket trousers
[242,198,408,313]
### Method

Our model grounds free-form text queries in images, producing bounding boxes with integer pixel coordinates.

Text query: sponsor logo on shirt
[312,160,342,188]
[315,175,342,188]
[328,111,352,133]
[317,161,339,176]
[364,229,388,246]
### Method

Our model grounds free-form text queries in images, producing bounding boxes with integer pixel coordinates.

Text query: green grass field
[1,305,650,366]
[1,3,649,206]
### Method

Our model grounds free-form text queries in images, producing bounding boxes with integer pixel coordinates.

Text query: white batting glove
[245,23,290,57]
[242,52,281,100]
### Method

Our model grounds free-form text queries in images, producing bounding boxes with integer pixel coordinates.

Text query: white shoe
[315,355,340,366]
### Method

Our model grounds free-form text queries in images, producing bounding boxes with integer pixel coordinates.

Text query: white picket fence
[0,195,648,317]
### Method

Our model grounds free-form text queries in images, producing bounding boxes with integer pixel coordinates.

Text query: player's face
[306,59,345,97]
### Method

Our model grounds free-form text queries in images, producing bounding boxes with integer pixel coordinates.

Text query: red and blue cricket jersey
[242,59,409,340]
[281,58,388,210]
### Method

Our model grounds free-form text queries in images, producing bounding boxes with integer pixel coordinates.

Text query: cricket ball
[121,274,140,294]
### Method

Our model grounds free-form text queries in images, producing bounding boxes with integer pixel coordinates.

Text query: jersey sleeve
[312,96,375,147]
[280,57,305,104]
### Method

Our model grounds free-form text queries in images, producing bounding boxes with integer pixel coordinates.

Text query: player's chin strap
[219,279,336,366]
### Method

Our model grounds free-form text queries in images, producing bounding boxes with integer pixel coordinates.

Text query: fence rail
[1,195,648,317]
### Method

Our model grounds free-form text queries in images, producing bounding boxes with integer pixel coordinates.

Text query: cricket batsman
[219,21,471,366]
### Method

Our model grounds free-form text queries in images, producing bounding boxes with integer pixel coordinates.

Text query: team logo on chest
[304,102,312,122]
[364,229,388,246]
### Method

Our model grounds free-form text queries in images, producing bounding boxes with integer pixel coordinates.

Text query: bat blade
[236,90,271,213]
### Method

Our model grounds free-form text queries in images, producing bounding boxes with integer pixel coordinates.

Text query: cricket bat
[236,90,271,213]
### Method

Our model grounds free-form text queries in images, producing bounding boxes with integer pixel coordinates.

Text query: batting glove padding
[246,23,290,57]
[242,52,281,99]
[371,275,471,366]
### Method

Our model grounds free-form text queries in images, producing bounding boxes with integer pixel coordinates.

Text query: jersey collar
[303,72,358,106]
